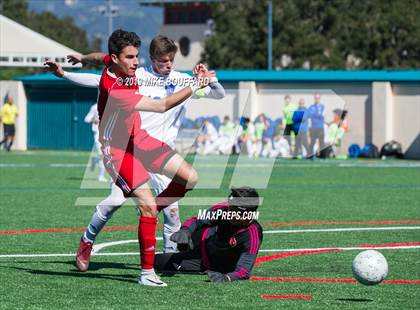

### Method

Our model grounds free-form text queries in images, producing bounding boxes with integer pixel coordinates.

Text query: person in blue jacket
[292,98,309,158]
[307,93,325,157]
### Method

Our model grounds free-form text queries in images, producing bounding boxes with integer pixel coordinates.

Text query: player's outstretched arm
[192,63,225,100]
[67,52,106,66]
[169,228,194,252]
[44,61,100,88]
[63,72,101,88]
[134,86,194,113]
[134,71,215,113]
[169,203,228,252]
[208,245,259,283]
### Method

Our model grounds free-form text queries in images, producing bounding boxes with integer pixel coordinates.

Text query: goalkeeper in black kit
[154,187,263,283]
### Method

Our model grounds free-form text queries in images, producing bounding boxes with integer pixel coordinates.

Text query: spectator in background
[239,118,257,158]
[196,118,219,155]
[292,98,309,158]
[233,118,243,155]
[282,95,298,151]
[204,116,236,155]
[324,109,348,157]
[254,114,269,157]
[0,94,18,152]
[269,121,289,158]
[308,93,325,158]
[260,116,277,158]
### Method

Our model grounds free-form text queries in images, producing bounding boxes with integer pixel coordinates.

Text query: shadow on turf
[336,298,373,302]
[2,265,137,284]
[0,262,205,283]
[65,177,85,181]
[1,260,139,272]
[0,261,144,284]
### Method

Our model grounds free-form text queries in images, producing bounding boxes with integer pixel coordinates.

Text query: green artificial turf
[0,151,419,309]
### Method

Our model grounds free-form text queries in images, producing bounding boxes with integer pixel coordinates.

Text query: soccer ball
[352,250,388,285]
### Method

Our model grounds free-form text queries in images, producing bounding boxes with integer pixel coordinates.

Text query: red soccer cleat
[76,238,93,272]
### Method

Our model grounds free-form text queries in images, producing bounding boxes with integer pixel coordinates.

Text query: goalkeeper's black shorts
[154,249,204,273]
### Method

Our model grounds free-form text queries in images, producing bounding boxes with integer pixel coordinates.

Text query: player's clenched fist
[170,229,194,252]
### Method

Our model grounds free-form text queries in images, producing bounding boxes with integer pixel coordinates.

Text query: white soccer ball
[352,250,388,285]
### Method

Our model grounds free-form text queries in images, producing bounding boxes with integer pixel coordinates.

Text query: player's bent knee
[187,169,198,189]
[97,203,122,218]
[139,204,158,218]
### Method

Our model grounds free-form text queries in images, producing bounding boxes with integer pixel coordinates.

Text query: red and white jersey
[97,63,146,150]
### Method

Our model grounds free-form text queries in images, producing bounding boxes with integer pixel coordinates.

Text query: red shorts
[102,135,176,196]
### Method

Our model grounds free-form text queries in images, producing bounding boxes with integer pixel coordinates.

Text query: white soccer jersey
[84,103,99,133]
[136,66,192,148]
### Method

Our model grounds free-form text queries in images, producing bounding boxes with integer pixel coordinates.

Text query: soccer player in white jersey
[45,35,225,270]
[84,103,107,182]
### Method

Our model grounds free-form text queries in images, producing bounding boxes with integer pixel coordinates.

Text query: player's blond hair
[150,35,178,60]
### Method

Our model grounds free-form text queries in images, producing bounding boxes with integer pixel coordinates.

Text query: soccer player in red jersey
[92,29,212,287]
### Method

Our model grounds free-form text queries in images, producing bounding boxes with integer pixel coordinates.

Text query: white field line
[1,226,419,258]
[264,226,420,234]
[0,163,35,167]
[91,226,420,253]
[75,197,264,206]
[91,226,420,249]
[92,238,162,253]
[49,164,87,168]
[1,162,420,169]
[258,246,420,252]
[0,245,419,259]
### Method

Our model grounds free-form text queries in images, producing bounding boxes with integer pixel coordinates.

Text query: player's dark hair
[150,35,178,60]
[108,29,141,56]
[333,108,348,121]
[229,187,260,211]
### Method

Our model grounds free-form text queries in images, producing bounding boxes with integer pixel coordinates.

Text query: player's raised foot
[139,271,167,287]
[76,237,93,272]
[98,175,107,182]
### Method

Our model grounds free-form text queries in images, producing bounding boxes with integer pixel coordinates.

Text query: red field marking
[253,277,356,283]
[255,248,339,266]
[0,224,163,235]
[261,294,313,299]
[263,219,420,227]
[255,242,420,267]
[253,241,420,285]
[252,277,420,285]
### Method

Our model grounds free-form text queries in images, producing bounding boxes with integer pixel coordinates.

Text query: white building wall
[257,83,372,151]
[392,83,420,158]
[184,81,419,157]
[184,83,238,120]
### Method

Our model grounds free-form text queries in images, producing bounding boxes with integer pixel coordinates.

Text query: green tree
[202,0,420,69]
[202,0,269,69]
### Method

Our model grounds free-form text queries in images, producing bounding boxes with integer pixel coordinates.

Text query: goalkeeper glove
[207,271,230,283]
[170,228,194,252]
